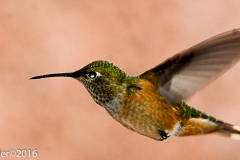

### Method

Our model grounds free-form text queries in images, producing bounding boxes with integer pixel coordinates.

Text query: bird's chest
[114,95,179,140]
[103,81,180,140]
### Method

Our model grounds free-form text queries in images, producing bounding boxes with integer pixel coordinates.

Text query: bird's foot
[158,130,170,141]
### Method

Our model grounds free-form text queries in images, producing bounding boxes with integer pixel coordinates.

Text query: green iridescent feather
[179,101,224,124]
[88,60,127,84]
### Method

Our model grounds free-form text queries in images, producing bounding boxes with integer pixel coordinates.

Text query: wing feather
[140,29,240,105]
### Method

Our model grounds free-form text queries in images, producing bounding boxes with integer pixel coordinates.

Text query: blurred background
[1,1,240,160]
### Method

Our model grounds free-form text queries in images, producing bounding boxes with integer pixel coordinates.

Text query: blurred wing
[140,29,240,105]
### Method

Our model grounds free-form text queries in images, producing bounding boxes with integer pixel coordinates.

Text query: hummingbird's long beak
[30,72,75,80]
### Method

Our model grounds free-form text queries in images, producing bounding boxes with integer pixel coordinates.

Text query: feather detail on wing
[140,29,240,105]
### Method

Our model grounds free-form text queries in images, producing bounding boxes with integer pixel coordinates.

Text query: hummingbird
[31,29,240,141]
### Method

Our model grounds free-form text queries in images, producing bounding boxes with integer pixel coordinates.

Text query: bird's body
[85,75,230,141]
[114,79,220,140]
[110,77,181,140]
[31,29,240,141]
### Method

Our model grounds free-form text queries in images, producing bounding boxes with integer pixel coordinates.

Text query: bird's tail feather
[218,123,240,140]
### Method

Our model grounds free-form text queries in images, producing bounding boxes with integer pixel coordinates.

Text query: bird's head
[30,60,127,107]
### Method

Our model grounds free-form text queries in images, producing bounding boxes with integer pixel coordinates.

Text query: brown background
[1,1,240,160]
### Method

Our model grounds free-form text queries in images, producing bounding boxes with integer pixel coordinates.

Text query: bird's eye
[87,71,101,79]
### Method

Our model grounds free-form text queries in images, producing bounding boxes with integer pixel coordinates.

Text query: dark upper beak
[30,66,87,80]
[30,72,76,80]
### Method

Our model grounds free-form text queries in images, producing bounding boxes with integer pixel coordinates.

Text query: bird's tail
[218,123,240,140]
